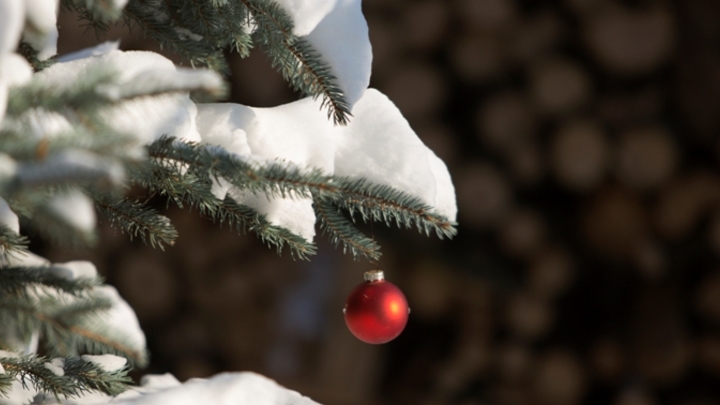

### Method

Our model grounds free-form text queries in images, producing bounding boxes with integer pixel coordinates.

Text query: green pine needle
[315,200,381,261]
[242,0,352,125]
[91,191,178,250]
[142,137,456,259]
[130,153,317,259]
[0,295,148,368]
[122,1,232,72]
[0,226,29,261]
[219,197,317,260]
[0,373,13,397]
[0,266,101,297]
[0,355,132,399]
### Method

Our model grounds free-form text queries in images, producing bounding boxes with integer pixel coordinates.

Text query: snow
[35,50,208,144]
[44,358,65,376]
[23,0,59,60]
[229,188,317,241]
[0,235,144,374]
[0,0,24,54]
[426,149,457,222]
[104,94,202,144]
[305,0,371,108]
[0,351,20,359]
[112,0,129,11]
[97,69,223,106]
[249,100,337,172]
[24,0,58,38]
[23,109,73,139]
[81,354,127,372]
[5,372,320,405]
[0,352,37,404]
[112,372,321,405]
[56,41,120,63]
[50,260,98,280]
[41,50,175,83]
[5,250,50,267]
[0,153,17,182]
[0,197,19,234]
[139,373,181,390]
[272,0,335,37]
[25,331,39,354]
[0,53,33,86]
[333,89,457,221]
[272,0,371,108]
[174,27,203,41]
[0,331,38,359]
[0,52,33,122]
[45,189,97,232]
[0,84,6,124]
[196,104,255,157]
[0,381,35,405]
[18,149,126,188]
[92,286,146,350]
[197,98,337,241]
[197,99,338,241]
[196,88,457,239]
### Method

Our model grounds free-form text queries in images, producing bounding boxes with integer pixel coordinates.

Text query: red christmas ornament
[344,270,409,344]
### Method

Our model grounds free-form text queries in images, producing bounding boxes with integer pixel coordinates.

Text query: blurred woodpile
[48,0,720,404]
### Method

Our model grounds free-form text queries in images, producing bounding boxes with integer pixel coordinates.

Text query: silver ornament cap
[364,270,385,282]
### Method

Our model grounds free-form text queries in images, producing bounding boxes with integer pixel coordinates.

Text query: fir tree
[0,0,457,403]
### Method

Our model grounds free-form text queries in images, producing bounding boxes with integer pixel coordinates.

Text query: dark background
[45,0,720,404]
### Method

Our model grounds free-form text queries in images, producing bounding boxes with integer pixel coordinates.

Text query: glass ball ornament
[343,270,409,344]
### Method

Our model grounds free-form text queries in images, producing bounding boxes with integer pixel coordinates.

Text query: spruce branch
[128,158,218,214]
[96,68,226,101]
[16,42,55,72]
[218,197,317,260]
[129,155,316,259]
[18,198,98,248]
[0,373,12,397]
[1,355,80,399]
[6,64,222,119]
[61,0,127,30]
[62,6,113,38]
[0,295,148,367]
[146,136,326,199]
[62,356,132,397]
[57,326,148,370]
[0,355,132,399]
[5,69,120,117]
[327,179,458,240]
[315,200,381,261]
[2,189,99,250]
[0,152,125,200]
[0,266,101,297]
[147,137,457,241]
[0,125,138,165]
[90,191,178,250]
[241,0,352,125]
[0,226,29,261]
[46,301,148,367]
[174,0,254,57]
[122,0,230,72]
